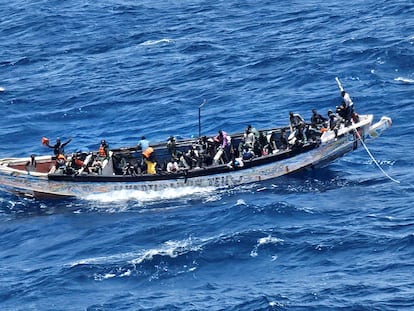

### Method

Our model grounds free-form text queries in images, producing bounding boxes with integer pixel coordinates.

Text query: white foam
[140,38,173,46]
[394,77,414,83]
[257,235,284,246]
[68,238,202,270]
[83,186,215,203]
[129,239,202,265]
[0,86,5,92]
[250,235,284,257]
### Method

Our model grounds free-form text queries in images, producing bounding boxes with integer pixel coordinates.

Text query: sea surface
[0,0,413,310]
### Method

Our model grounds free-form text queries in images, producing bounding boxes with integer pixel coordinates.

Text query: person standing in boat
[327,109,342,138]
[289,112,306,133]
[137,135,150,152]
[337,83,358,121]
[142,147,157,174]
[166,135,178,160]
[243,126,256,149]
[43,137,72,156]
[25,154,37,173]
[137,135,151,172]
[213,130,231,164]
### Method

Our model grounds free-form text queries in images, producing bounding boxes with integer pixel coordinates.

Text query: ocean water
[1,0,413,310]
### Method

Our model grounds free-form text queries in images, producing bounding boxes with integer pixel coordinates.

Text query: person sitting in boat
[177,151,190,170]
[258,131,269,156]
[55,153,67,170]
[178,146,200,170]
[213,130,231,164]
[166,160,179,173]
[122,162,138,176]
[43,137,72,157]
[310,109,327,129]
[198,136,214,166]
[87,140,110,174]
[71,152,85,170]
[98,140,110,159]
[25,154,37,173]
[242,146,255,160]
[270,129,288,153]
[166,135,178,160]
[307,109,327,141]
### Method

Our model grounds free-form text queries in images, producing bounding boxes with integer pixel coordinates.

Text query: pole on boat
[198,99,206,138]
[335,76,344,92]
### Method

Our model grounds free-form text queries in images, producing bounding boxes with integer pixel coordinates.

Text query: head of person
[341,90,346,97]
[312,109,317,115]
[101,139,106,145]
[56,138,61,145]
[141,135,146,140]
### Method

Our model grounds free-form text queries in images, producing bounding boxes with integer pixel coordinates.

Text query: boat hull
[0,115,392,199]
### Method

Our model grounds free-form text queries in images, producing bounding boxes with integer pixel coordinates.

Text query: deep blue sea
[1,0,414,310]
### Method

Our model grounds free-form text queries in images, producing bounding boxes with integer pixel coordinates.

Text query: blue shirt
[137,139,150,151]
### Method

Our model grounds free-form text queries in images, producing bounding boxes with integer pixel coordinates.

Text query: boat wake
[83,186,216,203]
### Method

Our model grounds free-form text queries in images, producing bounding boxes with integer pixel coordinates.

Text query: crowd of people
[38,87,357,176]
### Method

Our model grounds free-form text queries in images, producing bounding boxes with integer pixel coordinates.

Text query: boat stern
[367,116,392,139]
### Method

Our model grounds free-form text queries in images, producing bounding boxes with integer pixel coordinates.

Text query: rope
[353,127,400,184]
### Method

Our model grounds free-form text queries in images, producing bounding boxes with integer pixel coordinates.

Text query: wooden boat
[0,113,392,199]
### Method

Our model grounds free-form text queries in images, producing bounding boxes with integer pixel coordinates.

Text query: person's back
[289,112,305,132]
[310,109,327,129]
[341,90,353,108]
[137,136,150,151]
[244,130,255,148]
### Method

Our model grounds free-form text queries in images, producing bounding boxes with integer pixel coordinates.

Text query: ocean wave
[394,76,414,83]
[140,38,174,46]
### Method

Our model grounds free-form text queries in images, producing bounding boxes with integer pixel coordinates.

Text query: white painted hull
[0,115,392,199]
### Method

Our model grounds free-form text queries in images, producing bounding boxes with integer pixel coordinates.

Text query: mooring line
[354,127,400,184]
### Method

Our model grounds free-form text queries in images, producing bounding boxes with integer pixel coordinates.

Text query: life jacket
[99,145,107,157]
[56,154,66,167]
[74,158,84,167]
[142,147,154,159]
